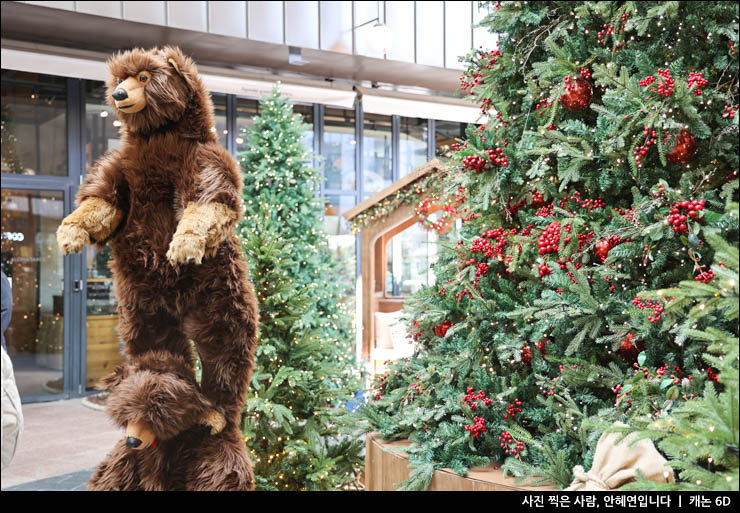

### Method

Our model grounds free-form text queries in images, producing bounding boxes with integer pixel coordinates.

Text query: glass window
[235,97,259,159]
[435,120,465,157]
[386,221,438,297]
[323,107,356,191]
[399,117,428,177]
[211,93,228,148]
[324,195,358,326]
[1,70,67,176]
[1,189,65,397]
[85,80,120,170]
[362,113,392,195]
[84,81,126,390]
[293,103,315,152]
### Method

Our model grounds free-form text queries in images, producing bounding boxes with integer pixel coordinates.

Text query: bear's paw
[166,233,206,265]
[57,223,90,254]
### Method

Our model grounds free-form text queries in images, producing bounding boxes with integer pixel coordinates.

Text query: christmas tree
[358,1,739,490]
[237,87,363,491]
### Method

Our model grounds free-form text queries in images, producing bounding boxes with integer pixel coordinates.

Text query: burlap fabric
[566,424,675,490]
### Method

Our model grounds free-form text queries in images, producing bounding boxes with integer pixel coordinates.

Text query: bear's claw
[166,233,205,265]
[56,223,90,255]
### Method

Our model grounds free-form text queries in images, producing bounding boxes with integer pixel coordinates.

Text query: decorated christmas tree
[237,87,363,491]
[358,1,739,490]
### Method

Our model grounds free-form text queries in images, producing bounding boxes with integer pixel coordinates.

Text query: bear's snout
[112,88,128,101]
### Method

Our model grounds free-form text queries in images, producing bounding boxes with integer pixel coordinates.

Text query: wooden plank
[86,315,124,387]
[365,432,557,491]
[343,159,443,221]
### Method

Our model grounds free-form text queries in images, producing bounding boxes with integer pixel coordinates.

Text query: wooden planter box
[365,432,557,491]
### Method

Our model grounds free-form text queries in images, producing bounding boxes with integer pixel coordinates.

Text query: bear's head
[106,46,214,137]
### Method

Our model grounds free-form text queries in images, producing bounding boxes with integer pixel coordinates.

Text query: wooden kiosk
[343,159,445,373]
[345,160,556,491]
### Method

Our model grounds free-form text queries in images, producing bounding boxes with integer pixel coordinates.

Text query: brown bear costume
[56,46,259,490]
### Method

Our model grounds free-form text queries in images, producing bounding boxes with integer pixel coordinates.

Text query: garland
[350,166,467,234]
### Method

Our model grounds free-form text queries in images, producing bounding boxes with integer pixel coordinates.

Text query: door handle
[73,280,83,292]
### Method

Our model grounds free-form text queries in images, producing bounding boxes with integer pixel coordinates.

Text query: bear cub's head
[106,46,208,135]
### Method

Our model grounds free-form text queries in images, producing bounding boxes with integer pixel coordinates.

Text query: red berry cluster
[407,382,424,395]
[498,431,524,459]
[557,191,605,213]
[462,154,489,173]
[374,373,389,400]
[707,368,719,382]
[538,221,561,255]
[462,147,509,173]
[504,399,523,419]
[618,10,631,29]
[465,416,487,439]
[535,203,554,217]
[655,69,675,97]
[580,67,592,79]
[632,296,665,323]
[459,48,502,95]
[667,199,705,232]
[456,289,474,301]
[463,388,493,410]
[723,105,738,119]
[597,24,614,44]
[488,146,509,167]
[480,96,493,114]
[537,263,552,278]
[612,383,631,405]
[535,97,553,116]
[640,69,675,98]
[694,267,715,283]
[687,72,708,96]
[651,183,667,198]
[475,262,489,282]
[633,126,657,168]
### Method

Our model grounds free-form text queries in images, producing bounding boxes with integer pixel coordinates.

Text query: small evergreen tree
[238,87,363,491]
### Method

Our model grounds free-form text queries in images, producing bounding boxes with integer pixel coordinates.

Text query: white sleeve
[1,345,24,470]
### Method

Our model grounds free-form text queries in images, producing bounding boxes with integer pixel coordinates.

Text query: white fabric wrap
[566,424,675,490]
[1,345,24,470]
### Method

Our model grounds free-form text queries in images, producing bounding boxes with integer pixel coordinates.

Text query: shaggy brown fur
[57,197,124,252]
[56,46,259,491]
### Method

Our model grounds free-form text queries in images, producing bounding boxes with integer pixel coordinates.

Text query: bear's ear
[161,46,197,90]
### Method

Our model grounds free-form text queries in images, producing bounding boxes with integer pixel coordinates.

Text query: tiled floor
[1,397,123,491]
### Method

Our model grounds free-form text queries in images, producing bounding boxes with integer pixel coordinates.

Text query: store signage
[2,231,25,242]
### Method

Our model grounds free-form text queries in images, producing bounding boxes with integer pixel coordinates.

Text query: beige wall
[22,1,499,69]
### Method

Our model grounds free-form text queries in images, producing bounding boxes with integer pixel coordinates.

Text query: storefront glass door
[1,188,72,398]
[2,70,85,401]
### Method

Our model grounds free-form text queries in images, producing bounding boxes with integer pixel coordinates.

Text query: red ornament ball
[619,333,645,362]
[664,129,698,164]
[521,339,548,367]
[560,77,593,111]
[520,345,532,366]
[434,320,454,337]
[595,239,612,264]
